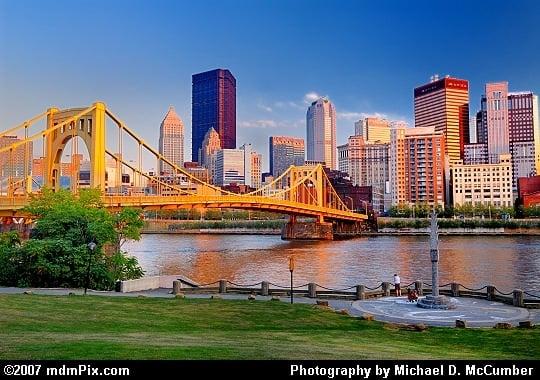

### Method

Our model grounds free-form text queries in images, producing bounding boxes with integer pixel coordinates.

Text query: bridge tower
[44,102,107,192]
[282,164,333,239]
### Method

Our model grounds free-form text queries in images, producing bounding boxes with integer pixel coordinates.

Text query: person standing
[393,273,401,296]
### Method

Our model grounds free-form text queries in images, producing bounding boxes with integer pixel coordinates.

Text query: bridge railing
[165,279,540,309]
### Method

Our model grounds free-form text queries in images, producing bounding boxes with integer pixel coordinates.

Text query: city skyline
[1,0,539,172]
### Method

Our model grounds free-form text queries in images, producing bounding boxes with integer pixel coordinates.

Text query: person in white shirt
[393,273,401,296]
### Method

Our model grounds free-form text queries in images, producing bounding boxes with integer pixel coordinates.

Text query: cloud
[274,100,304,110]
[272,92,323,111]
[257,103,273,112]
[239,120,277,129]
[303,91,322,104]
[337,111,395,121]
[337,112,364,121]
[239,119,304,130]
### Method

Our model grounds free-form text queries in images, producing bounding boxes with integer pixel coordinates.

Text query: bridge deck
[0,195,368,222]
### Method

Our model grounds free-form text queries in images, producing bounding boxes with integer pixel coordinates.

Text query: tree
[112,207,144,254]
[0,188,144,290]
[0,231,21,286]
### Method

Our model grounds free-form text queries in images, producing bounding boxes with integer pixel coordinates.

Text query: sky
[1,0,539,172]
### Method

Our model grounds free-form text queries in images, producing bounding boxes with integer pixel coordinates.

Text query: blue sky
[1,0,539,171]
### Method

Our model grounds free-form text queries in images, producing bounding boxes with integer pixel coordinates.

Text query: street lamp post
[84,241,97,295]
[289,256,295,304]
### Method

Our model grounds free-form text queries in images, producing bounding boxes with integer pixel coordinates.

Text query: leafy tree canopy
[0,188,144,289]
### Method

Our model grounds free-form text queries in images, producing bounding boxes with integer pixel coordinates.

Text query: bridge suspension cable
[0,102,367,223]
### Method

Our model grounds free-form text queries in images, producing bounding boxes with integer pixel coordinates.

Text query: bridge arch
[44,102,106,191]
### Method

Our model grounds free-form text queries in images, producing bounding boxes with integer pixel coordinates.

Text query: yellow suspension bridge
[0,102,369,239]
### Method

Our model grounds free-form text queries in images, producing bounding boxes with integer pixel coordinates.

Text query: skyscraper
[240,144,262,189]
[508,91,539,186]
[199,127,221,168]
[337,136,390,212]
[213,149,244,186]
[192,68,236,162]
[390,126,446,206]
[269,136,305,177]
[199,127,221,184]
[158,106,184,174]
[469,84,539,191]
[306,97,337,169]
[485,82,510,162]
[354,117,391,143]
[389,125,407,205]
[0,135,33,182]
[414,75,469,162]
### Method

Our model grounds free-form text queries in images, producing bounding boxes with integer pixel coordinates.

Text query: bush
[0,189,144,290]
[379,217,540,230]
[167,219,286,230]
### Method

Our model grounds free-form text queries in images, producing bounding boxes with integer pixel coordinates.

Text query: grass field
[0,294,538,359]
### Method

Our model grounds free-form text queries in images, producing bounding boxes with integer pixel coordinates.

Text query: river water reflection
[124,234,540,292]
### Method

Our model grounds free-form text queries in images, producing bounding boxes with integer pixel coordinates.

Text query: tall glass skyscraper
[192,69,236,162]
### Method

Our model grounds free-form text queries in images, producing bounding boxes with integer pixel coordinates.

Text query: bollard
[415,281,423,296]
[382,282,391,297]
[261,281,269,296]
[173,280,182,295]
[486,285,495,301]
[308,283,317,298]
[356,285,366,300]
[513,289,524,307]
[450,282,460,297]
[219,279,227,294]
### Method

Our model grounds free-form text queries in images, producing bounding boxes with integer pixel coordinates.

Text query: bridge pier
[281,220,334,240]
[332,221,370,238]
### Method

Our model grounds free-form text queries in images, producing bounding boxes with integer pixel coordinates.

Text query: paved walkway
[349,296,539,327]
[1,287,538,328]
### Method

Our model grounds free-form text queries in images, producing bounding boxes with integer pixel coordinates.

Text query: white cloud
[274,100,304,110]
[239,118,303,130]
[337,112,364,121]
[303,91,322,104]
[239,120,277,129]
[257,103,273,112]
[272,92,323,111]
[337,111,394,121]
[289,101,303,109]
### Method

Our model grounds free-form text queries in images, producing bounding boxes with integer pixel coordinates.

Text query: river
[124,234,540,293]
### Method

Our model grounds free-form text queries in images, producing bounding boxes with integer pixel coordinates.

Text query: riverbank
[142,218,540,235]
[142,219,284,234]
[0,293,538,359]
[376,217,540,236]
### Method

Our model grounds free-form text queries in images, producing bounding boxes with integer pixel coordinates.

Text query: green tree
[0,188,144,290]
[112,207,144,254]
[0,231,21,285]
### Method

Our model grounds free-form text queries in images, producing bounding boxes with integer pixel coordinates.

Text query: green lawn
[0,294,538,359]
